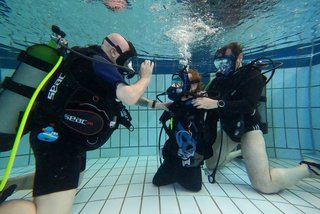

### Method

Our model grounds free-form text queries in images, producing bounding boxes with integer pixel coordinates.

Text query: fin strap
[300,161,320,176]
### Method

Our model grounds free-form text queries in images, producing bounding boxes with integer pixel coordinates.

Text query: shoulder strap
[159,110,174,137]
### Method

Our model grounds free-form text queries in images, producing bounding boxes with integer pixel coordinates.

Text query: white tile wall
[0,64,318,164]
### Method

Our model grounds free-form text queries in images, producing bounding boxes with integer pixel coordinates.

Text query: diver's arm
[135,97,169,111]
[193,70,265,113]
[116,60,153,105]
[135,96,152,107]
[192,97,218,109]
[192,96,254,113]
[116,80,150,105]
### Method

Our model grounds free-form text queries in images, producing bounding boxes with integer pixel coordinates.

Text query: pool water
[0,0,319,213]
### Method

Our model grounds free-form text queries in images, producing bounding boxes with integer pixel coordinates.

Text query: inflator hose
[0,56,63,192]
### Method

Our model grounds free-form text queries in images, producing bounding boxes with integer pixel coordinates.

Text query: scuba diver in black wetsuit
[192,42,320,194]
[0,32,167,214]
[153,68,218,192]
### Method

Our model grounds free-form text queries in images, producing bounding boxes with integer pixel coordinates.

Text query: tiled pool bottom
[5,156,320,214]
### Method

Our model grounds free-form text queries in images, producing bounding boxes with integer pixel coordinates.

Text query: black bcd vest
[32,46,133,151]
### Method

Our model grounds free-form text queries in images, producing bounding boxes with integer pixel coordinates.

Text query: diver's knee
[0,199,36,213]
[250,177,281,194]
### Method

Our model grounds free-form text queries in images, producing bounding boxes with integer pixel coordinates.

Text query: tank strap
[2,77,36,98]
[17,51,53,72]
[0,133,16,152]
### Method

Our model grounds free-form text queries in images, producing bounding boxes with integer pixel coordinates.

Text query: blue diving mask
[213,55,236,76]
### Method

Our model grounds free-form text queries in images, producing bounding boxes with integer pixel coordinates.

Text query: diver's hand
[192,97,218,109]
[139,60,154,80]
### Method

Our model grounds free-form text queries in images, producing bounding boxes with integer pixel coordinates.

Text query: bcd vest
[206,65,267,142]
[160,98,218,167]
[32,46,133,152]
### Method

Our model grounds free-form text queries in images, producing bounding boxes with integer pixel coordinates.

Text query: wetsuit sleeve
[222,68,266,114]
[92,55,128,90]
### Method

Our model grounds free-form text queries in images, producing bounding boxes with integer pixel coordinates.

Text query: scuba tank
[0,32,62,152]
[0,25,65,193]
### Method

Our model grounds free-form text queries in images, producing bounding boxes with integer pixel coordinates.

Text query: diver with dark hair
[0,33,167,214]
[192,42,320,194]
[153,68,217,192]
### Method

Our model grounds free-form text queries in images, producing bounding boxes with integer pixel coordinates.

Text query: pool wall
[0,39,319,169]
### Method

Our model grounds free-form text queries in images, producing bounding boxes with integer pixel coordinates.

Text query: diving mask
[118,56,136,79]
[213,55,236,76]
[104,37,137,79]
[166,66,190,101]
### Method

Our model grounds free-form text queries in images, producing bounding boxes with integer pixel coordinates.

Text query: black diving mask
[166,66,190,101]
[118,56,136,79]
[213,54,236,76]
[105,37,137,79]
